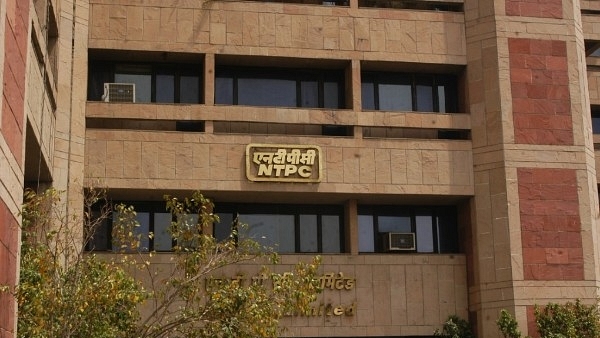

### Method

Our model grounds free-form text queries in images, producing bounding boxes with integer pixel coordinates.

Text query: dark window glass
[593,117,600,134]
[301,81,319,108]
[322,215,341,253]
[322,125,352,136]
[380,83,412,111]
[215,204,343,253]
[415,214,434,253]
[361,82,375,110]
[238,78,297,107]
[180,76,200,103]
[437,85,447,113]
[378,215,411,233]
[359,0,463,12]
[240,214,295,253]
[215,77,234,104]
[437,75,458,113]
[87,211,109,251]
[415,76,434,112]
[323,81,340,109]
[86,202,177,252]
[592,108,600,134]
[358,215,375,252]
[358,206,459,253]
[88,61,202,104]
[154,213,173,251]
[215,67,345,109]
[156,74,175,103]
[300,215,319,252]
[88,63,112,101]
[361,72,458,113]
[436,207,459,253]
[114,73,151,103]
[87,202,346,254]
[215,213,234,242]
[115,65,152,103]
[175,121,204,132]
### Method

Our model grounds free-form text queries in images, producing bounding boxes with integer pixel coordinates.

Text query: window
[86,202,344,254]
[86,203,174,252]
[214,204,344,253]
[32,0,58,83]
[358,206,459,253]
[361,72,458,113]
[215,67,345,109]
[592,107,600,133]
[88,62,202,103]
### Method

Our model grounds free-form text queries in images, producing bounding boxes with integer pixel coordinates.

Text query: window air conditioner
[383,232,416,251]
[102,83,135,102]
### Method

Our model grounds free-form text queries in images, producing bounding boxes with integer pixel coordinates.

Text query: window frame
[86,202,346,254]
[361,71,458,113]
[357,205,459,254]
[87,61,203,104]
[215,66,346,109]
[86,202,176,253]
[592,106,600,134]
[214,203,345,254]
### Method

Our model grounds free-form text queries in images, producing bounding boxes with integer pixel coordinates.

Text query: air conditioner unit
[383,232,415,251]
[102,83,135,102]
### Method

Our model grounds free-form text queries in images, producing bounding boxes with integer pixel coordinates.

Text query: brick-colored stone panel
[0,199,17,337]
[2,0,28,168]
[1,1,29,333]
[13,0,28,58]
[506,0,563,19]
[518,168,583,281]
[526,305,539,338]
[1,98,22,165]
[509,38,572,146]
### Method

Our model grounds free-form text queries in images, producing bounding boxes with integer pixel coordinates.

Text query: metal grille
[104,83,135,102]
[387,233,415,251]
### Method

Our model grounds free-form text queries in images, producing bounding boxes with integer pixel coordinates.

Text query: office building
[2,0,600,337]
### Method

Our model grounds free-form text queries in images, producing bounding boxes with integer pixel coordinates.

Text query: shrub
[434,315,475,338]
[535,299,600,338]
[497,309,525,338]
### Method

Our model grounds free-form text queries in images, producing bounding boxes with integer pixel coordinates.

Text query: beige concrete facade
[81,0,600,337]
[121,252,468,337]
[84,0,473,336]
[3,0,600,337]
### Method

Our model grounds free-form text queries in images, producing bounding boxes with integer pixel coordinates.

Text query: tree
[7,188,321,338]
[131,191,321,338]
[16,188,145,338]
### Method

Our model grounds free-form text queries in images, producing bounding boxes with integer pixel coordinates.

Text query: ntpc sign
[245,144,322,183]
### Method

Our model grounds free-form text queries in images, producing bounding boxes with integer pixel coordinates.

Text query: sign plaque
[246,144,322,183]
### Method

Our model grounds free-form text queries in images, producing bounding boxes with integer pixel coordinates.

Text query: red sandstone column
[465,0,597,336]
[0,0,30,337]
